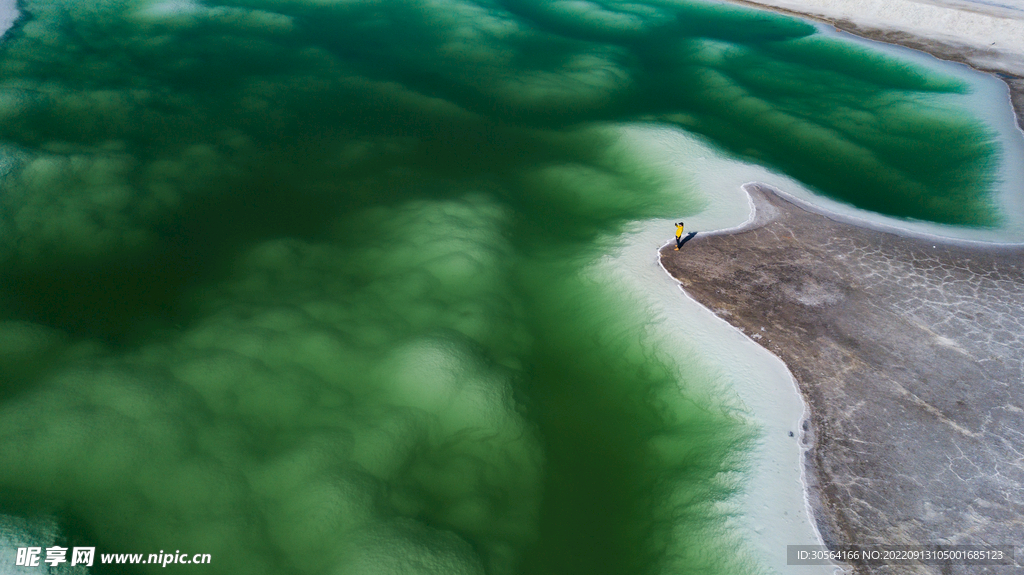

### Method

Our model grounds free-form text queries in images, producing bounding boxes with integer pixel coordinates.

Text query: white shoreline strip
[757,182,1024,248]
[654,192,847,574]
[657,187,758,250]
[657,177,1024,571]
[725,0,1024,75]
[659,275,850,575]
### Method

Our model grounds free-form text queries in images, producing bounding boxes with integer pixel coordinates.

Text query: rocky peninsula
[660,184,1023,573]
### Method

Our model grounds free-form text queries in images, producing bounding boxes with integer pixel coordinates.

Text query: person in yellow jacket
[674,222,696,250]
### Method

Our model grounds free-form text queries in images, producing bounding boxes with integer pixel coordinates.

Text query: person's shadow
[677,231,697,248]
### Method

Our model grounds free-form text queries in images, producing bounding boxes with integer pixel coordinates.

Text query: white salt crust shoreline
[604,225,842,575]
[612,126,849,574]
[719,0,1024,76]
[750,182,1024,249]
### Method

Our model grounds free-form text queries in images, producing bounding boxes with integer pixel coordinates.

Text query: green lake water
[0,0,1008,574]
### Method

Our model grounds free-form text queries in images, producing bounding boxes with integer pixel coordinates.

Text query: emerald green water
[0,0,1004,574]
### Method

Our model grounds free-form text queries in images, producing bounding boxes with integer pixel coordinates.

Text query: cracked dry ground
[661,186,1024,574]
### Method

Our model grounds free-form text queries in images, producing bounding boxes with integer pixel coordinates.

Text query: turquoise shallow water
[0,0,1011,574]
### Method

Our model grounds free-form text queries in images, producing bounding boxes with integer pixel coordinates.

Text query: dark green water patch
[0,0,1003,232]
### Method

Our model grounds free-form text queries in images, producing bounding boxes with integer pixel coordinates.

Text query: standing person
[674,222,697,250]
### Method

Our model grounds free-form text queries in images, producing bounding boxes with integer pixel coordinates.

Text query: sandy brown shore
[661,185,1023,574]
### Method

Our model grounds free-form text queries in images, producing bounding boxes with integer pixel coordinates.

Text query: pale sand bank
[724,0,1024,74]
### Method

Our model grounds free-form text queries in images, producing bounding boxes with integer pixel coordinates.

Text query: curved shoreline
[660,183,1024,573]
[721,0,1024,131]
[655,224,844,575]
[749,183,1024,250]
